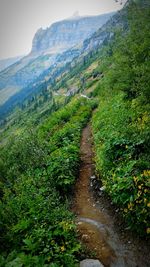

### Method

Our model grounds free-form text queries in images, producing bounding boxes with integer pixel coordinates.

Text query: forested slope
[92,0,150,236]
[0,0,150,266]
[0,97,96,266]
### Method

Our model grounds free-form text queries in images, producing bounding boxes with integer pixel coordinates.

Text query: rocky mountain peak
[31,12,115,55]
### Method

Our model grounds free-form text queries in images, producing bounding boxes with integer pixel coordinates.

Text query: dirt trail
[73,124,150,267]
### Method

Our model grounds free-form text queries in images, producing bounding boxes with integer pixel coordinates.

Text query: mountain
[0,56,23,72]
[0,12,114,110]
[0,6,128,122]
[31,13,115,55]
[0,1,150,266]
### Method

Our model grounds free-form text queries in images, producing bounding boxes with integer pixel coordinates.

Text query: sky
[0,0,124,60]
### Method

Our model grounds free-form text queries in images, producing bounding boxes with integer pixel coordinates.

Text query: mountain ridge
[0,56,23,72]
[0,8,127,119]
[31,12,115,55]
[0,12,115,110]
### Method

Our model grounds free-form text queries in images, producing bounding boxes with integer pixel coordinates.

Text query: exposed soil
[73,124,150,267]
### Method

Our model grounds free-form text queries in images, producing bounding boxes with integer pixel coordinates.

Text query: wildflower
[143,170,150,177]
[133,176,138,184]
[47,256,51,262]
[146,228,150,234]
[147,203,150,208]
[128,202,133,210]
[60,245,65,252]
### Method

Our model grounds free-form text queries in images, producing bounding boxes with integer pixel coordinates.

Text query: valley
[0,0,150,266]
[0,12,114,116]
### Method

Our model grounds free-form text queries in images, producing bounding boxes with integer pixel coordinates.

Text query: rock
[82,234,89,240]
[80,259,104,267]
[31,14,114,54]
[77,221,83,225]
[100,186,106,191]
[90,175,96,180]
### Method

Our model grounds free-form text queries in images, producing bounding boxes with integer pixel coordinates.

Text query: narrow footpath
[73,124,150,267]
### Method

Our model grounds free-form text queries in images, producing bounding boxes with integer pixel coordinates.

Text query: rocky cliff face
[0,11,121,117]
[0,12,115,107]
[31,13,115,55]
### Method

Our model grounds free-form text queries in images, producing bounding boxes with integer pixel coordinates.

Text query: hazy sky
[0,0,124,60]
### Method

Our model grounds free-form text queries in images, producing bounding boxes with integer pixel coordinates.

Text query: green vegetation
[0,97,93,266]
[0,1,150,266]
[92,0,150,236]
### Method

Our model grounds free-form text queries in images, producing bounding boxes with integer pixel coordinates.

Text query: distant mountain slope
[0,12,114,109]
[0,6,124,118]
[31,13,115,55]
[0,56,23,72]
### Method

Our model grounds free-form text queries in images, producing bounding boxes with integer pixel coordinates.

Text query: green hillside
[92,0,150,236]
[0,0,150,266]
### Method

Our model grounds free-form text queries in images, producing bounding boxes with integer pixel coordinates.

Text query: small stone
[80,259,104,267]
[100,186,106,191]
[77,221,83,225]
[82,234,89,241]
[91,175,96,180]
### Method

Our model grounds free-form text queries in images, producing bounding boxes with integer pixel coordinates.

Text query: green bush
[92,71,150,236]
[0,97,92,266]
[92,1,150,236]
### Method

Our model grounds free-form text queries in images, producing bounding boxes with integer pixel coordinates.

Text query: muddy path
[73,124,150,267]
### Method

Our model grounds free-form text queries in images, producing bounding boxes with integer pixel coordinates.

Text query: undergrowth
[0,97,93,266]
[92,1,150,236]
